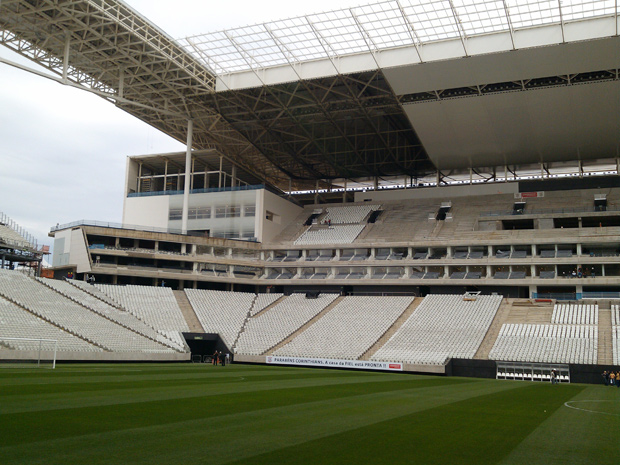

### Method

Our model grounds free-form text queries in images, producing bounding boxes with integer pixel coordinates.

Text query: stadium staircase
[251,295,286,318]
[474,298,514,360]
[173,290,204,333]
[231,295,258,351]
[263,296,344,355]
[597,304,613,365]
[505,299,554,324]
[359,297,421,360]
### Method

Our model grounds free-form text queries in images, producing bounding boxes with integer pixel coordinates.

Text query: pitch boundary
[564,400,620,417]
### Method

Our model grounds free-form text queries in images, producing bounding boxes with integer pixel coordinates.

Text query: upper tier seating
[235,293,339,355]
[185,289,255,347]
[294,224,365,245]
[322,205,380,224]
[0,224,33,249]
[274,296,414,360]
[0,271,175,353]
[371,294,502,365]
[489,324,598,364]
[0,296,101,352]
[551,303,598,325]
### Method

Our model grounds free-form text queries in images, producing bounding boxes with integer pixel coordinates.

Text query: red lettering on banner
[520,192,538,198]
[389,364,402,369]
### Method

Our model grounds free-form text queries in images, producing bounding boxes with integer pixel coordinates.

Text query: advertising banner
[265,356,403,371]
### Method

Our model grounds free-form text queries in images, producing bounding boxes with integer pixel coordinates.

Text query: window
[244,205,256,217]
[169,208,182,220]
[226,206,240,218]
[196,207,211,219]
[215,206,227,218]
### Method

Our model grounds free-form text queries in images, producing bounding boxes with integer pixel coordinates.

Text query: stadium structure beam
[181,119,193,234]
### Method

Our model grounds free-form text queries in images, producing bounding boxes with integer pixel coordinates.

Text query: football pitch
[1,363,618,464]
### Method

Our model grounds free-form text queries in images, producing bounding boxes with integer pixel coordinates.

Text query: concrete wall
[354,182,520,203]
[52,230,70,267]
[259,190,303,243]
[0,348,190,362]
[70,228,91,273]
[123,195,170,228]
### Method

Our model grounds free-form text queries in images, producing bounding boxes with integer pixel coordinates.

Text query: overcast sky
[0,0,367,249]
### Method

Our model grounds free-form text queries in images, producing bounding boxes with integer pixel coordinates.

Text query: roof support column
[219,156,223,188]
[62,34,70,82]
[343,179,347,203]
[181,119,193,234]
[163,159,168,192]
[314,179,320,204]
[137,162,142,193]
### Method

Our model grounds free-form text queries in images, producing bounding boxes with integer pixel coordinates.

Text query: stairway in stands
[360,297,421,360]
[263,296,344,355]
[597,304,613,365]
[173,290,204,332]
[474,298,514,360]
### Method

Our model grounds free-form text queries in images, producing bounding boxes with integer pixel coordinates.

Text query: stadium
[1,0,620,463]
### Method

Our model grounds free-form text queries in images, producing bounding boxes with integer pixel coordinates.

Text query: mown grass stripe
[0,376,518,465]
[225,383,585,465]
[1,375,470,447]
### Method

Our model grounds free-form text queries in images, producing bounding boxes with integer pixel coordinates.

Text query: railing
[127,184,265,198]
[51,220,187,235]
[532,292,580,300]
[582,292,620,299]
[481,205,620,217]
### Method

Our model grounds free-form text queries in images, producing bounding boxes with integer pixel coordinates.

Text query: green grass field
[1,363,618,464]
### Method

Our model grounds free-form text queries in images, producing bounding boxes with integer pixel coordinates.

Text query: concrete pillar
[164,159,168,192]
[531,244,537,256]
[443,265,449,277]
[219,156,223,188]
[576,243,582,255]
[447,246,453,258]
[181,119,193,234]
[529,285,537,298]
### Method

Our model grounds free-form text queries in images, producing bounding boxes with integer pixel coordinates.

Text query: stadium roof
[182,0,619,76]
[1,0,619,193]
